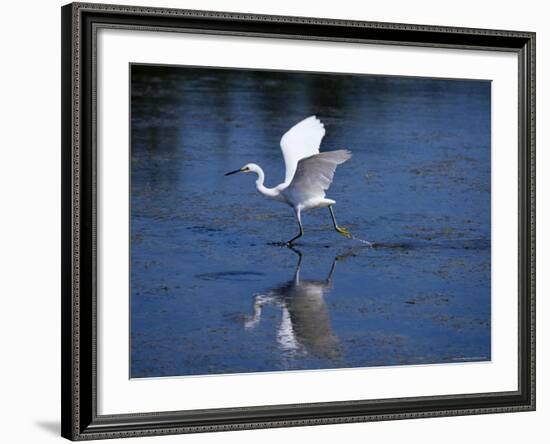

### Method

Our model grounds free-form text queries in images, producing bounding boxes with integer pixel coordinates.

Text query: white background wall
[0,0,546,443]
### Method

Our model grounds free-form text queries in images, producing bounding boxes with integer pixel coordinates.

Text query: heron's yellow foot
[336,226,352,239]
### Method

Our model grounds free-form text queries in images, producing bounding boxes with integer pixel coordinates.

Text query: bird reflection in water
[244,248,347,361]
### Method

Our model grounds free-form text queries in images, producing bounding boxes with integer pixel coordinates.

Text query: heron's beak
[224,168,242,176]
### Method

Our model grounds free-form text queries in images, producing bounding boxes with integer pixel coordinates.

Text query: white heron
[225,115,359,245]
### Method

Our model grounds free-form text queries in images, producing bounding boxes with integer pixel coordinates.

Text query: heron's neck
[253,166,279,198]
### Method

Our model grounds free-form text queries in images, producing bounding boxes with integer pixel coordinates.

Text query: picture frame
[61,2,536,440]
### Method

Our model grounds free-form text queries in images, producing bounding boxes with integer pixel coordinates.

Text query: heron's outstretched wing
[280,116,326,184]
[288,150,352,200]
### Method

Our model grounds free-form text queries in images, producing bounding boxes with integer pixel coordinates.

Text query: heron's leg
[287,246,303,283]
[328,205,352,239]
[326,256,338,286]
[286,209,304,245]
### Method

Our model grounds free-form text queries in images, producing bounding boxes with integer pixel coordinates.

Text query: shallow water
[130,65,491,378]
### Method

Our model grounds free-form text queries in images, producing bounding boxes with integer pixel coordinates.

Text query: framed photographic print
[61,2,536,440]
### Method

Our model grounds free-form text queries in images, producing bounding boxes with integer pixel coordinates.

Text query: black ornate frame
[61,2,536,440]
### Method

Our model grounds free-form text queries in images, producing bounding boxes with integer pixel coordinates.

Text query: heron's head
[224,163,259,176]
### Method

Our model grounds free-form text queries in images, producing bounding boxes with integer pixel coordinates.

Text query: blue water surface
[130,65,491,378]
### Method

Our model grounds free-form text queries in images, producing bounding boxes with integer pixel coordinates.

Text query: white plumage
[286,150,352,210]
[225,115,353,244]
[280,115,326,184]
